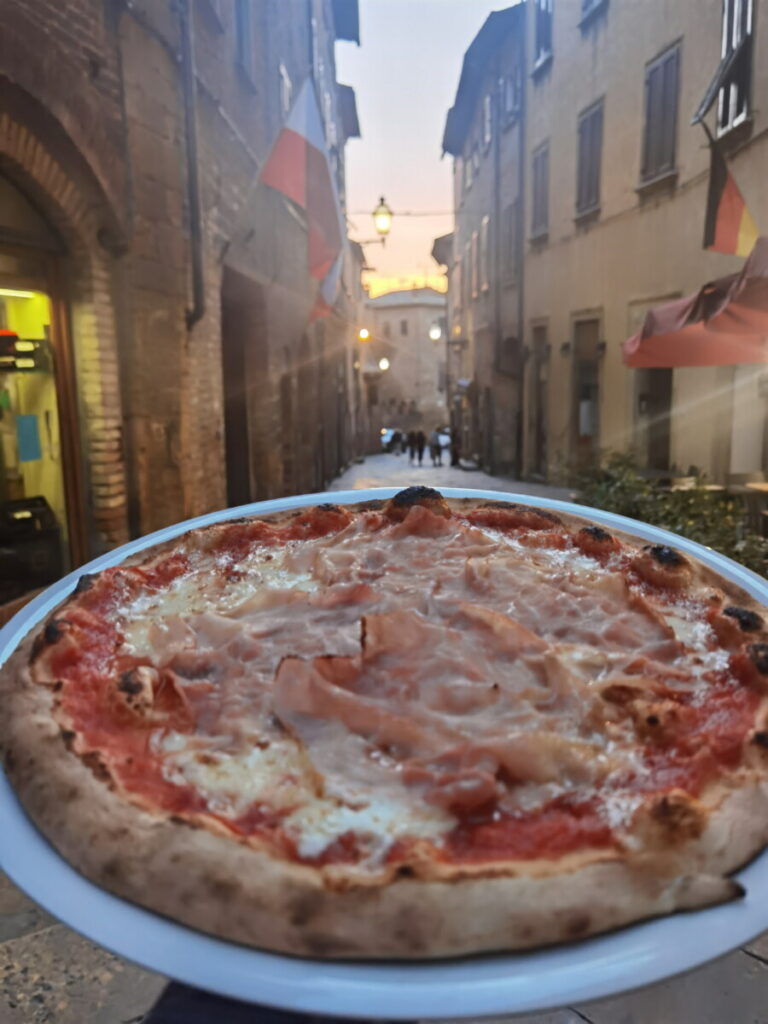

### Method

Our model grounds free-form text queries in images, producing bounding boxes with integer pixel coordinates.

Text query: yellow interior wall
[0,292,68,541]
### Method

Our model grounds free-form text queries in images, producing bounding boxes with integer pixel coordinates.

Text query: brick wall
[0,0,360,594]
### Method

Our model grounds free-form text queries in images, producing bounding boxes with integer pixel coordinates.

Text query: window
[235,0,256,84]
[453,257,463,317]
[483,95,492,149]
[479,216,490,291]
[535,0,553,67]
[471,231,479,298]
[279,63,293,116]
[641,45,679,182]
[718,0,753,134]
[531,142,549,238]
[503,68,522,122]
[464,241,471,309]
[464,152,473,192]
[383,321,391,339]
[576,100,603,216]
[400,319,408,336]
[502,200,519,281]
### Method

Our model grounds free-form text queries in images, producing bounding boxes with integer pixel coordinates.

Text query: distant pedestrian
[429,428,442,467]
[391,429,402,455]
[415,430,426,466]
[450,427,461,467]
[407,430,417,464]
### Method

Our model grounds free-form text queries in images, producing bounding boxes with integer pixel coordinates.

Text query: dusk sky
[336,0,507,296]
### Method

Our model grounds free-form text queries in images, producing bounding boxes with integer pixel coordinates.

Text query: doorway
[572,318,601,468]
[635,367,672,472]
[530,324,549,477]
[0,175,84,605]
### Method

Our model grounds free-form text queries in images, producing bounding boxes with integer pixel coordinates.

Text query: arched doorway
[0,173,85,605]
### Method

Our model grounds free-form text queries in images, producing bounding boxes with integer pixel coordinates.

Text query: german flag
[703,136,758,257]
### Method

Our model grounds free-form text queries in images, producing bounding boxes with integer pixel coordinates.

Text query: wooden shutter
[532,144,549,236]
[642,46,679,180]
[577,102,602,213]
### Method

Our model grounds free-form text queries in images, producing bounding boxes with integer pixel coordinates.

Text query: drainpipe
[515,23,527,478]
[178,0,205,329]
[492,47,502,476]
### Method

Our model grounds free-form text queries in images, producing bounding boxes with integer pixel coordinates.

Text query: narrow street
[329,452,572,502]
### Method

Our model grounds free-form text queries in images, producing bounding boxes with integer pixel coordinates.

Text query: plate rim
[1,486,768,1019]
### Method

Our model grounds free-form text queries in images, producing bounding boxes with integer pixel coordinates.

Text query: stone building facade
[0,0,361,614]
[363,287,447,438]
[441,7,526,475]
[442,0,767,484]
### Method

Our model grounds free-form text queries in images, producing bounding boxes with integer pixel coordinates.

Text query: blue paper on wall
[17,414,42,462]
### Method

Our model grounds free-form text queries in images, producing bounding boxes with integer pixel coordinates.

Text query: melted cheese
[111,509,731,862]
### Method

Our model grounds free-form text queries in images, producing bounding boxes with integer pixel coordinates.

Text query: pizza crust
[2,493,768,959]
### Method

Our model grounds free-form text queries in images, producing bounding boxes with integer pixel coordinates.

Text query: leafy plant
[575,451,768,578]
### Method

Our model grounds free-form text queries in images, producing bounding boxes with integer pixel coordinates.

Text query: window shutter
[660,48,679,173]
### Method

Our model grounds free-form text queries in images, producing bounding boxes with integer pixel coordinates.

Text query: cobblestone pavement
[328,452,573,501]
[3,455,768,1021]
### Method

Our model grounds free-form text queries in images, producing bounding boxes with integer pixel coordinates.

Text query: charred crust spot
[52,680,63,692]
[289,892,323,926]
[752,731,768,748]
[391,485,444,507]
[747,643,768,675]
[650,792,704,840]
[646,714,660,726]
[644,544,685,567]
[315,502,342,513]
[74,573,97,594]
[565,913,591,938]
[169,814,198,828]
[385,486,451,522]
[60,729,76,750]
[724,606,763,632]
[532,509,561,525]
[81,751,112,785]
[480,500,522,510]
[118,672,144,696]
[207,878,239,901]
[101,858,123,882]
[396,864,415,878]
[581,525,611,542]
[44,618,69,644]
[358,499,385,510]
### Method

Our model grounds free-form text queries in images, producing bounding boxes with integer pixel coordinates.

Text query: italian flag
[703,137,758,258]
[261,78,345,319]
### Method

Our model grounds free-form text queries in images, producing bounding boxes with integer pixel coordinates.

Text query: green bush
[575,451,768,579]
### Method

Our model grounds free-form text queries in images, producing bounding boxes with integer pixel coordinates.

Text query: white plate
[2,487,768,1019]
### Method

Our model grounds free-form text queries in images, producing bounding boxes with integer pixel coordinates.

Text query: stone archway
[0,80,130,556]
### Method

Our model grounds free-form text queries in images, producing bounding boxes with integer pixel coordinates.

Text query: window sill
[578,0,609,31]
[716,116,754,154]
[529,230,549,247]
[502,111,520,132]
[531,52,553,81]
[574,205,600,226]
[636,169,678,200]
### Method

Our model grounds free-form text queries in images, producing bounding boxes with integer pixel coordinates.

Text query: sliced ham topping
[52,499,757,865]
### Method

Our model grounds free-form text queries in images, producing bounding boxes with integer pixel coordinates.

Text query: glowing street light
[378,357,390,371]
[372,196,393,241]
[429,324,442,341]
[358,327,370,341]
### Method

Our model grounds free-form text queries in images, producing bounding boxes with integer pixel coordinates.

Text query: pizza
[2,485,768,959]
